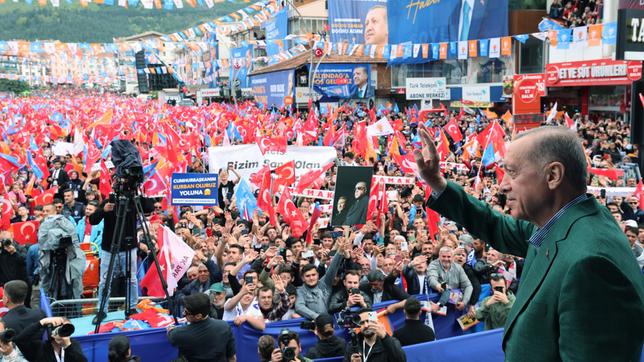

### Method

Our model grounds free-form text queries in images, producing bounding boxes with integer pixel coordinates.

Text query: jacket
[360,273,409,304]
[75,217,103,251]
[295,251,346,320]
[328,288,372,314]
[41,340,87,362]
[476,291,516,330]
[343,334,406,362]
[392,319,436,346]
[429,181,644,361]
[427,259,473,305]
[89,199,154,253]
[3,306,46,362]
[305,335,346,359]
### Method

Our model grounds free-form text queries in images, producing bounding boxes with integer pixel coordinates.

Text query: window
[519,37,544,74]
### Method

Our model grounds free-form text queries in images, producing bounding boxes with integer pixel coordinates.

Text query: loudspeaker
[135,51,149,94]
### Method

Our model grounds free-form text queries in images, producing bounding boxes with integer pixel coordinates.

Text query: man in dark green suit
[414,125,644,361]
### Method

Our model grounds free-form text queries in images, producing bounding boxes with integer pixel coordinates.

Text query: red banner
[513,73,546,115]
[545,59,642,87]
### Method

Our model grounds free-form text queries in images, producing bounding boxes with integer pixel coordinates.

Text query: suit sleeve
[428,181,534,258]
[558,256,644,361]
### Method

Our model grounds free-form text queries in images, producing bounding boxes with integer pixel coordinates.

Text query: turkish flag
[99,162,113,199]
[305,204,321,246]
[257,172,277,226]
[11,221,40,245]
[443,119,463,143]
[33,187,58,206]
[426,208,441,241]
[633,180,644,211]
[258,136,287,155]
[250,165,270,188]
[587,167,624,181]
[294,162,334,192]
[272,161,296,192]
[393,153,418,175]
[277,188,308,238]
[366,177,382,224]
[564,112,575,129]
[0,199,13,231]
[143,172,168,197]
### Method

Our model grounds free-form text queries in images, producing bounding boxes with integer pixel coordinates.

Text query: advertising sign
[263,9,288,62]
[462,85,491,103]
[312,64,373,99]
[295,87,317,104]
[545,59,642,87]
[512,73,546,115]
[328,0,388,44]
[250,69,294,107]
[617,9,644,60]
[405,77,449,100]
[171,173,219,206]
[387,0,508,43]
[230,44,253,90]
[208,145,337,181]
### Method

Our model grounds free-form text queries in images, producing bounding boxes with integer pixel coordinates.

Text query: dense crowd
[0,91,642,361]
[548,0,602,27]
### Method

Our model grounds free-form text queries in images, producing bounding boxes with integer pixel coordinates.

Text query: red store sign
[546,59,642,87]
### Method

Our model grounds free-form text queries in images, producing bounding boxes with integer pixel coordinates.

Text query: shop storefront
[542,59,642,120]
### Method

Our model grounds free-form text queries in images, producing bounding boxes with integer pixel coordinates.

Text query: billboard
[263,9,288,62]
[387,0,508,43]
[545,59,642,87]
[616,9,644,60]
[405,77,449,100]
[171,173,219,206]
[312,63,373,99]
[250,69,294,107]
[230,44,253,89]
[328,0,388,44]
[512,73,546,115]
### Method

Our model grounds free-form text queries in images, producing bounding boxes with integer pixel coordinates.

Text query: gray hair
[439,246,454,255]
[515,126,587,191]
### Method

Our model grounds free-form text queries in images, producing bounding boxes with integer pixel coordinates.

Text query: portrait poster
[328,0,388,44]
[332,166,374,226]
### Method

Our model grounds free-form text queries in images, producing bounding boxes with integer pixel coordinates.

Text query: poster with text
[263,9,288,63]
[250,69,294,107]
[312,63,373,99]
[230,44,253,89]
[332,166,374,226]
[328,0,388,44]
[387,0,508,44]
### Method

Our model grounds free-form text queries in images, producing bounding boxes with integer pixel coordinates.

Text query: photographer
[270,330,311,362]
[343,311,406,362]
[328,271,372,314]
[304,313,346,359]
[1,281,45,362]
[39,319,87,362]
[475,273,515,330]
[89,191,154,323]
[37,205,85,310]
[0,317,27,362]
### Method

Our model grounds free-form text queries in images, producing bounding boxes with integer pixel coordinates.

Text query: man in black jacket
[305,313,346,359]
[90,195,154,324]
[1,280,46,362]
[344,310,406,362]
[393,297,436,346]
[360,270,409,305]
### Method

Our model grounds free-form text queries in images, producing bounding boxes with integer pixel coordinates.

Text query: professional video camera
[336,307,362,329]
[109,139,144,196]
[46,323,75,340]
[277,329,297,362]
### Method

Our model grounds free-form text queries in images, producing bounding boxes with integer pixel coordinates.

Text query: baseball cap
[209,282,225,293]
[367,270,385,282]
[314,313,334,331]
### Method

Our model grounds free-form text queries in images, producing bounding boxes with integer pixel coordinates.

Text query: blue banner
[328,0,388,45]
[170,173,219,206]
[250,69,294,107]
[387,0,508,43]
[312,63,373,99]
[230,44,253,89]
[263,9,288,63]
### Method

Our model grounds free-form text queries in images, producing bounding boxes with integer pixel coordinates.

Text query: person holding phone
[475,273,515,330]
[343,310,406,362]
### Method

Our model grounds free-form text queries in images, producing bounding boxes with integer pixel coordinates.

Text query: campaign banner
[263,9,288,62]
[405,77,449,100]
[250,69,294,107]
[512,73,546,115]
[230,44,253,90]
[616,9,644,60]
[170,173,219,206]
[312,63,373,99]
[328,0,388,44]
[545,59,642,87]
[387,0,508,43]
[208,145,337,181]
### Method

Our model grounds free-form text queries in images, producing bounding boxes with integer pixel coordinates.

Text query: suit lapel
[502,196,600,346]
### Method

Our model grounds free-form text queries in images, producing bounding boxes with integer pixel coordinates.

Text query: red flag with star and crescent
[277,188,308,238]
[257,171,277,226]
[272,161,296,193]
[11,221,40,245]
[443,118,463,143]
[33,187,58,207]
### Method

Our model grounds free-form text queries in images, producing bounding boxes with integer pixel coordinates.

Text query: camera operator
[329,271,372,314]
[304,313,346,359]
[37,318,86,362]
[90,190,154,324]
[270,330,311,362]
[475,273,516,330]
[343,310,406,362]
[37,205,85,313]
[0,317,27,362]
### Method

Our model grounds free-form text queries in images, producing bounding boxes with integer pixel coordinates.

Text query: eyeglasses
[629,202,638,205]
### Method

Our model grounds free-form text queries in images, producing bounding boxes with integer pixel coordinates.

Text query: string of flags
[0,0,260,10]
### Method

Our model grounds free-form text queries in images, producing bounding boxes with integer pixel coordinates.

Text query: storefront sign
[295,87,317,104]
[449,101,494,108]
[545,59,642,86]
[617,9,644,60]
[405,77,449,100]
[461,85,491,103]
[512,73,546,114]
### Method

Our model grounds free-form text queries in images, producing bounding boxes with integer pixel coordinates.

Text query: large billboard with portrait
[312,63,373,99]
[230,44,253,90]
[263,9,288,63]
[332,166,374,226]
[250,69,294,107]
[387,0,508,44]
[328,0,388,44]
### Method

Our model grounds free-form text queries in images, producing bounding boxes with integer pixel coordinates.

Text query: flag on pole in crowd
[442,118,463,143]
[633,180,644,211]
[564,112,576,130]
[10,221,40,245]
[295,162,334,192]
[305,202,321,246]
[257,171,277,226]
[235,178,258,221]
[546,102,558,123]
[140,226,195,297]
[366,117,395,137]
[277,188,308,238]
[272,161,296,193]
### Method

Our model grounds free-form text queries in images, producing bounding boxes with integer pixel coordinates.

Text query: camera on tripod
[110,140,145,197]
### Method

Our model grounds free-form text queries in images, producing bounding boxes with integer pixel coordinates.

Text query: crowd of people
[0,90,642,361]
[548,0,602,27]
